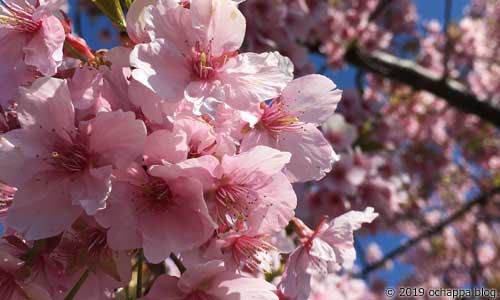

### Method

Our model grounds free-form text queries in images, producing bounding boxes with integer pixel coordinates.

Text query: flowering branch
[345,46,500,128]
[360,186,500,276]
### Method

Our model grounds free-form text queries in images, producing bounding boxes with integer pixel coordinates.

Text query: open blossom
[145,260,278,300]
[95,162,216,263]
[129,0,293,115]
[0,0,66,105]
[149,145,297,233]
[47,219,132,300]
[279,208,378,299]
[241,74,342,182]
[0,77,147,239]
[0,250,53,300]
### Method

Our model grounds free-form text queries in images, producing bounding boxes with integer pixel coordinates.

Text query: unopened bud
[64,34,96,63]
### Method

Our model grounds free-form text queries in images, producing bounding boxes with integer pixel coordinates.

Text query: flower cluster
[0,0,378,299]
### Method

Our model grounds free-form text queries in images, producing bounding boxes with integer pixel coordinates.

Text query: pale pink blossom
[95,162,216,263]
[279,208,378,299]
[321,114,358,152]
[129,0,293,114]
[0,0,66,105]
[145,260,278,300]
[149,146,297,233]
[0,249,53,300]
[241,74,342,182]
[0,77,146,239]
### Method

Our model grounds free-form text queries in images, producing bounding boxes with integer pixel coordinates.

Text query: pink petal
[248,172,296,233]
[87,110,147,169]
[23,15,65,76]
[140,177,215,263]
[220,145,291,181]
[218,52,294,111]
[144,129,188,165]
[281,74,342,124]
[149,155,219,191]
[190,0,246,56]
[0,32,31,106]
[0,129,53,187]
[125,0,157,43]
[209,268,279,300]
[278,125,338,183]
[130,39,190,101]
[17,77,76,142]
[68,166,113,215]
[6,173,82,240]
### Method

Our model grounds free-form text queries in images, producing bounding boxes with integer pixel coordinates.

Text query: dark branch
[369,0,394,22]
[345,46,500,128]
[360,186,500,276]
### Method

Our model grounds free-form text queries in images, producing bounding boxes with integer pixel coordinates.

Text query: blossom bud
[64,34,96,63]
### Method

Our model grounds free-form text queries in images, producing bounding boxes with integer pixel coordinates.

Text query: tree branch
[344,46,500,128]
[360,186,500,276]
[369,0,393,22]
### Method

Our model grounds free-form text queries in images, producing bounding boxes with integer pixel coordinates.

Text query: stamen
[50,136,90,173]
[0,1,41,33]
[214,183,258,229]
[225,235,276,272]
[259,100,303,136]
[133,177,175,213]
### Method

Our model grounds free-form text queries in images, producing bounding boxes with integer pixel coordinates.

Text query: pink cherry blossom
[0,249,53,300]
[145,260,278,300]
[95,162,216,263]
[279,208,378,299]
[129,0,294,114]
[0,0,66,105]
[0,77,146,239]
[149,145,297,233]
[241,74,342,182]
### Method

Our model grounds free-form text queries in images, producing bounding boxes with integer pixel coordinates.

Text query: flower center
[139,177,174,212]
[259,101,302,136]
[51,137,91,173]
[191,42,236,80]
[51,224,112,272]
[214,183,257,230]
[0,1,41,33]
[225,235,275,272]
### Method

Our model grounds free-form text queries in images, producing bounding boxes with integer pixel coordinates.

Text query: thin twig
[136,250,143,298]
[355,69,365,97]
[360,186,500,276]
[64,269,90,300]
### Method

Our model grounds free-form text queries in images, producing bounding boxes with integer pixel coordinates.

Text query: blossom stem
[169,253,186,274]
[64,268,90,300]
[136,249,143,298]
